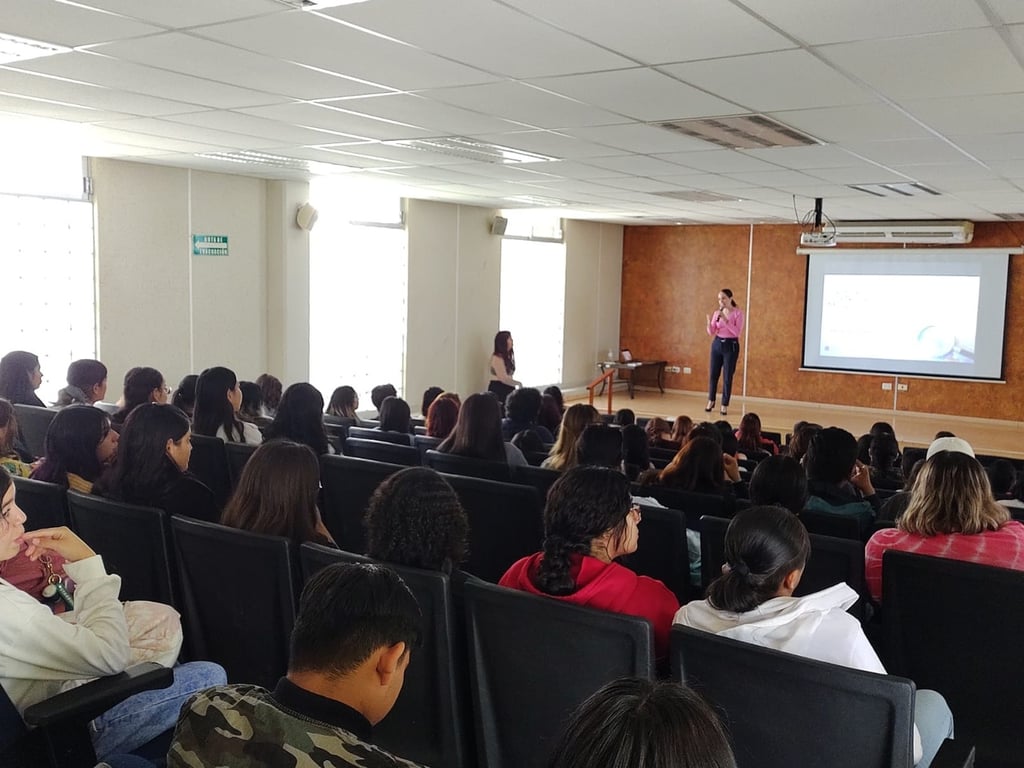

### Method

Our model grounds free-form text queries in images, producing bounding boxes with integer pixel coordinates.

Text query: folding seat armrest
[24,663,173,728]
[930,740,975,768]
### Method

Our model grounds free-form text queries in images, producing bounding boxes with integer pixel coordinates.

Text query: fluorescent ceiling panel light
[0,34,70,65]
[392,137,557,164]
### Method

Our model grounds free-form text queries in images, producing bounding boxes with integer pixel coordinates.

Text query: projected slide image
[820,274,979,363]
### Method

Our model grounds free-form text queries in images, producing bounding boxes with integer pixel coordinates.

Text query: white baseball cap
[926,436,975,459]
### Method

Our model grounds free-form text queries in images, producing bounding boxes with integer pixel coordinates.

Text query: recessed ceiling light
[0,33,70,65]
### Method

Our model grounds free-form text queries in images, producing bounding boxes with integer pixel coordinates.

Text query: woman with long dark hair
[438,392,527,465]
[640,436,740,497]
[57,359,108,406]
[221,440,332,545]
[31,405,118,493]
[676,506,954,767]
[377,396,412,436]
[96,403,218,522]
[500,465,678,657]
[0,351,44,407]
[326,385,359,420]
[487,330,520,405]
[110,366,168,429]
[192,366,262,445]
[172,374,199,418]
[735,412,777,455]
[263,383,330,455]
[705,288,744,416]
[0,399,32,478]
[255,373,282,418]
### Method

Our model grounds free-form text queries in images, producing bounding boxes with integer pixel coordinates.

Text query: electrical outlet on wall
[666,365,681,374]
[683,366,692,374]
[881,382,893,391]
[897,383,908,391]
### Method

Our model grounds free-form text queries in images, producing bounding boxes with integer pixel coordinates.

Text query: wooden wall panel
[620,221,1024,420]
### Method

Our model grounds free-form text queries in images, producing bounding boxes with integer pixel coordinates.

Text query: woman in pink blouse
[706,288,744,416]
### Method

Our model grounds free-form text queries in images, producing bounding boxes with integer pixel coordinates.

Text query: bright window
[499,237,566,388]
[309,181,407,410]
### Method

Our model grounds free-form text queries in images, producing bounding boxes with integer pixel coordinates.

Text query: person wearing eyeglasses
[499,465,679,659]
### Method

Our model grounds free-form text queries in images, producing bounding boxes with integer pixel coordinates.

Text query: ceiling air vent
[848,182,940,197]
[654,114,821,149]
[391,137,556,164]
[833,220,973,244]
[995,213,1024,221]
[653,191,744,203]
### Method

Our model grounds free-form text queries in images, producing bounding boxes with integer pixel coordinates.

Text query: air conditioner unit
[832,220,974,244]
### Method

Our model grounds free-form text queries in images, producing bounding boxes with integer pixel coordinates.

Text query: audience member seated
[785,422,821,462]
[0,399,33,478]
[263,383,331,455]
[576,424,623,470]
[510,428,545,455]
[804,427,879,529]
[868,432,904,491]
[538,393,563,434]
[238,380,264,423]
[865,438,1024,602]
[111,367,168,430]
[639,436,740,498]
[56,358,108,406]
[620,424,653,482]
[856,433,873,465]
[987,459,1024,510]
[438,393,527,466]
[676,506,954,768]
[501,387,556,443]
[168,562,426,768]
[96,404,219,523]
[420,386,444,419]
[547,677,736,768]
[644,417,674,449]
[543,404,600,471]
[735,412,777,456]
[934,430,956,440]
[193,366,262,445]
[371,383,398,418]
[686,421,723,446]
[256,373,283,419]
[221,439,334,546]
[424,393,459,439]
[668,415,693,446]
[171,374,198,418]
[878,452,925,523]
[31,405,118,493]
[0,467,226,762]
[871,420,896,439]
[365,467,469,575]
[326,385,359,421]
[748,455,808,515]
[500,466,679,658]
[377,396,413,437]
[543,385,565,413]
[0,350,45,406]
[613,408,635,427]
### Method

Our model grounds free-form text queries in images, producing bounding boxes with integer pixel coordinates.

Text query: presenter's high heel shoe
[720,407,728,416]
[705,401,714,412]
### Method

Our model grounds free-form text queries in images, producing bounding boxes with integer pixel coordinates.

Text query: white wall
[266,180,311,384]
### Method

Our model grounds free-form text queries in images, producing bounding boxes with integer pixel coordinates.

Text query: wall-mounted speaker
[296,202,319,231]
[490,215,508,236]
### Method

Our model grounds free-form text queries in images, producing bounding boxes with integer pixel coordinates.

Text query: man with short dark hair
[168,564,425,768]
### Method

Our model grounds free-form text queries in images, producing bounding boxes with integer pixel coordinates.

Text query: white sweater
[0,555,131,713]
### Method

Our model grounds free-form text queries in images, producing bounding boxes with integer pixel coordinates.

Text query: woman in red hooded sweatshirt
[499,465,679,658]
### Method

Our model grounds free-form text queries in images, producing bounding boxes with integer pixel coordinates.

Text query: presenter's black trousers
[708,336,740,406]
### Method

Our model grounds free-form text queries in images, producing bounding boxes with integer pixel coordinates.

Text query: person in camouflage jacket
[168,563,426,768]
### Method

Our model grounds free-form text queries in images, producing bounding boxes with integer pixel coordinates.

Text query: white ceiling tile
[500,0,794,65]
[527,68,741,121]
[990,3,1024,23]
[653,149,783,173]
[821,29,1024,100]
[239,102,433,141]
[724,169,826,188]
[0,93,127,123]
[806,166,913,184]
[316,93,527,136]
[313,142,468,166]
[845,138,978,166]
[262,146,399,169]
[649,174,761,192]
[739,0,989,45]
[197,12,498,91]
[593,177,687,193]
[567,123,714,154]
[766,103,932,143]
[660,50,874,112]
[900,94,1024,136]
[529,161,627,180]
[322,0,631,78]
[741,144,870,170]
[584,155,691,177]
[887,163,1009,185]
[1,0,161,46]
[74,0,283,28]
[160,111,360,145]
[439,162,564,182]
[950,133,1024,161]
[80,126,233,154]
[465,131,623,160]
[90,117,276,150]
[10,52,287,110]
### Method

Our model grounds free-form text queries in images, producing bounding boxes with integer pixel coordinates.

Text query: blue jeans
[708,337,740,406]
[915,689,955,767]
[90,661,226,760]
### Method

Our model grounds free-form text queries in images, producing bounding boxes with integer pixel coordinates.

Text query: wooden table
[596,360,667,399]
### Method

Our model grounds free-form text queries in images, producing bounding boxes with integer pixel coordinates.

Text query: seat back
[343,437,419,466]
[800,508,864,540]
[464,580,654,768]
[632,483,733,528]
[700,516,866,618]
[319,455,405,552]
[224,441,259,488]
[12,405,56,459]
[672,626,915,768]
[11,477,67,531]
[300,544,472,768]
[186,434,231,508]
[413,434,443,460]
[0,682,32,766]
[883,550,1024,766]
[510,464,560,501]
[441,475,543,583]
[67,491,176,606]
[622,504,689,602]
[348,426,413,445]
[425,450,512,482]
[170,516,296,688]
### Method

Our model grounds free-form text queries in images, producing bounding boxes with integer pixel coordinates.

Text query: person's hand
[18,527,96,564]
[850,461,875,496]
[722,453,741,482]
[706,313,712,324]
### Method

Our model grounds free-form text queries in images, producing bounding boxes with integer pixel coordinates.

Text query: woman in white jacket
[674,506,953,768]
[0,467,225,760]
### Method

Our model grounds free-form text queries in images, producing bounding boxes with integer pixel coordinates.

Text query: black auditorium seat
[319,455,405,552]
[347,426,413,446]
[424,450,512,482]
[11,476,67,531]
[343,437,419,466]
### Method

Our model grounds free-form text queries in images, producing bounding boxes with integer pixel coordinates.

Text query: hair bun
[728,560,750,577]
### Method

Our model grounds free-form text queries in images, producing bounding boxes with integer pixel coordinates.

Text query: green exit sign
[192,234,228,256]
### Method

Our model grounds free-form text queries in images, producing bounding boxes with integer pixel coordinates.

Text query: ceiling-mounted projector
[800,231,836,247]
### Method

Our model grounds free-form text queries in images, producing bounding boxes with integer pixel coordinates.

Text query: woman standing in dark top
[487,330,520,405]
[96,404,218,523]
